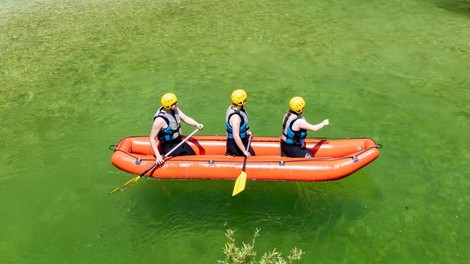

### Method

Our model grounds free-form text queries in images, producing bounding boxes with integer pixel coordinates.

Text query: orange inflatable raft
[110,135,380,182]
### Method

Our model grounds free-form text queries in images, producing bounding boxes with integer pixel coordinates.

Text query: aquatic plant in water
[218,228,304,264]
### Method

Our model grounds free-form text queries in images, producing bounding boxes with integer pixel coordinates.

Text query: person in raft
[225,89,255,157]
[150,93,204,165]
[281,96,329,158]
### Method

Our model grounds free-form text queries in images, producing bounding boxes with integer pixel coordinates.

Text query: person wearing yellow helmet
[150,93,204,165]
[225,89,255,157]
[281,96,329,158]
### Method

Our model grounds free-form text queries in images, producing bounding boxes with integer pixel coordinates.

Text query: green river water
[1,0,469,263]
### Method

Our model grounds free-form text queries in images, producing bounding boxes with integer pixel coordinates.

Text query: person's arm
[150,118,166,165]
[230,115,251,157]
[178,107,204,130]
[295,118,329,132]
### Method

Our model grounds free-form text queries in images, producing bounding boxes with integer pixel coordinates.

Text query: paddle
[232,135,252,196]
[111,128,200,193]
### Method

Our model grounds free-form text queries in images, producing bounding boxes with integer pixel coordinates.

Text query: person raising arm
[281,96,329,158]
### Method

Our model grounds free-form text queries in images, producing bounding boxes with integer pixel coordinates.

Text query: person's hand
[196,123,204,130]
[322,119,329,126]
[243,150,252,157]
[155,154,165,165]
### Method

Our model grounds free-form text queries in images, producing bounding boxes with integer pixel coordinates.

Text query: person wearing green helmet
[281,96,329,158]
[150,93,204,165]
[225,89,255,157]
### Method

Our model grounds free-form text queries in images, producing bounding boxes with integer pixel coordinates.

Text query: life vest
[225,106,249,140]
[281,112,307,145]
[153,107,181,142]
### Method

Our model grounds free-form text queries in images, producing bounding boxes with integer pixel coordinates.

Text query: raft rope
[109,142,382,166]
[109,144,146,165]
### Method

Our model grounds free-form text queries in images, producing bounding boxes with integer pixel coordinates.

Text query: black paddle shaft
[241,136,252,171]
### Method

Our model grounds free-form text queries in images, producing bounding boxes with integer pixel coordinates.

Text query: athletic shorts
[160,138,195,156]
[280,141,312,158]
[226,138,255,156]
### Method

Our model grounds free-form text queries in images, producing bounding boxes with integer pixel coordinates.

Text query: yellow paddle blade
[110,175,141,193]
[232,171,247,196]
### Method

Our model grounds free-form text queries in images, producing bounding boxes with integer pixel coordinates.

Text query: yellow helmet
[161,93,178,110]
[289,96,305,114]
[231,89,247,106]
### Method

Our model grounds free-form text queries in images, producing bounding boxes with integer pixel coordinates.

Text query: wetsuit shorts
[280,141,312,158]
[226,138,255,156]
[160,137,195,156]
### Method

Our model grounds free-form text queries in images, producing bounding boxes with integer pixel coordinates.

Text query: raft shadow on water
[121,177,376,242]
[435,0,470,16]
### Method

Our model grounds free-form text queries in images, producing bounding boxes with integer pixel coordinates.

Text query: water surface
[1,0,469,263]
